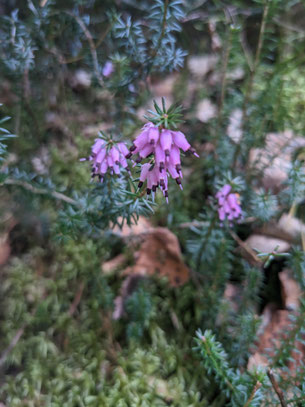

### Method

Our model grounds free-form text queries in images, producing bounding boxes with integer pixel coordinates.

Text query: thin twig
[156,0,169,51]
[177,217,256,229]
[232,0,270,169]
[3,178,78,206]
[229,230,262,264]
[267,369,288,407]
[147,0,169,74]
[0,293,48,368]
[218,11,233,125]
[242,381,262,407]
[65,11,104,87]
[69,282,85,316]
[0,325,26,368]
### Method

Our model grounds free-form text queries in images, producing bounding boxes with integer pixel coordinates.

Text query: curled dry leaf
[248,268,304,373]
[245,234,290,254]
[123,227,189,287]
[248,306,305,374]
[107,220,190,319]
[279,268,302,311]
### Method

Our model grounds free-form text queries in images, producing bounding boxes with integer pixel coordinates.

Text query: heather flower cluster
[216,184,242,224]
[81,99,199,202]
[81,138,129,182]
[126,122,199,202]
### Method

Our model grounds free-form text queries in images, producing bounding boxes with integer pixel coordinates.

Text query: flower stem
[232,0,270,170]
[3,178,78,206]
[267,369,288,407]
[242,381,262,407]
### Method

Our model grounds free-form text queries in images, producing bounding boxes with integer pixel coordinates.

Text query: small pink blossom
[81,139,129,182]
[126,122,198,201]
[102,61,114,77]
[216,184,242,224]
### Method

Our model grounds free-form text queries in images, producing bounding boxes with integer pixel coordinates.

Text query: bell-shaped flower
[81,139,129,182]
[216,184,242,224]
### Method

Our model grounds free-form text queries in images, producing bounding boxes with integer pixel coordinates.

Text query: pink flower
[126,122,198,201]
[216,184,242,224]
[137,164,170,203]
[102,61,114,77]
[81,139,129,182]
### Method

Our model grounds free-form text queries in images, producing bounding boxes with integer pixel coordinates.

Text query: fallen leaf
[124,227,190,287]
[248,306,305,376]
[109,224,190,319]
[279,268,302,311]
[245,234,290,254]
[196,99,217,122]
[248,305,293,369]
[188,55,218,77]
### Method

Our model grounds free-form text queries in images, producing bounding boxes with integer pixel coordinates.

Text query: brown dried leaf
[245,234,290,254]
[248,306,293,369]
[279,268,302,311]
[248,304,305,374]
[124,227,189,287]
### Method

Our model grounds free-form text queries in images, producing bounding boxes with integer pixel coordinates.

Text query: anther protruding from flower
[216,184,242,224]
[81,138,129,182]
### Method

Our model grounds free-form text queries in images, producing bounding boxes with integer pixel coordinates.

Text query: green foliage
[0,106,15,162]
[194,330,265,407]
[1,0,305,405]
